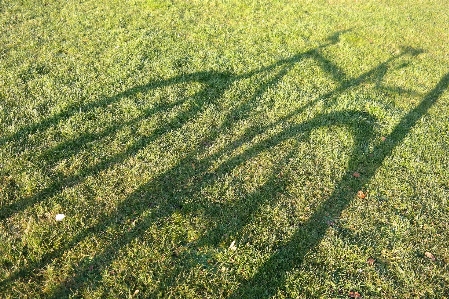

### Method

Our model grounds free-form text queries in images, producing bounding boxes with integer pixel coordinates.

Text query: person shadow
[2,30,448,298]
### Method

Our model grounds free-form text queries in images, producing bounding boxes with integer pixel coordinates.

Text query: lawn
[1,0,449,298]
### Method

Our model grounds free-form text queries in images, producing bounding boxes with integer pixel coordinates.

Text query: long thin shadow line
[228,71,449,298]
[233,30,352,83]
[38,99,183,165]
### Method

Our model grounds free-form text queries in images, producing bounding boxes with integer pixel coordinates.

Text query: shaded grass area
[1,0,449,298]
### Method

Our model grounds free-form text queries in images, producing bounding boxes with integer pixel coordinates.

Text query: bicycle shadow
[2,30,446,298]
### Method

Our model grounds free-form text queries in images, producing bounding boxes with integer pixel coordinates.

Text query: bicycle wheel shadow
[2,29,446,298]
[227,72,449,298]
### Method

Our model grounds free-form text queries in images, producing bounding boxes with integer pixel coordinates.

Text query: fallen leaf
[425,251,435,261]
[357,191,366,199]
[55,214,65,221]
[353,172,361,178]
[229,240,237,251]
[349,291,362,298]
[381,136,386,142]
[367,257,375,266]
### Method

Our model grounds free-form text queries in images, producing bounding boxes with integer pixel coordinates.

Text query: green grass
[1,0,449,298]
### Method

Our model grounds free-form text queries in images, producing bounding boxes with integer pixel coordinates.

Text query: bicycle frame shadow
[2,29,447,298]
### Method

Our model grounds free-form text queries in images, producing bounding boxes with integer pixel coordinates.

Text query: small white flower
[55,214,66,221]
[229,240,237,251]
